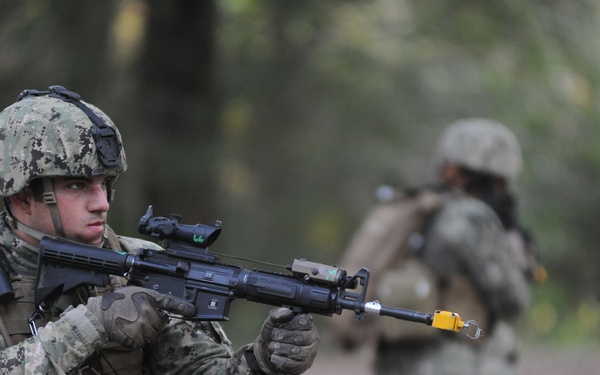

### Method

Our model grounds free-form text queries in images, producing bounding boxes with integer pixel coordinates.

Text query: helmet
[0,86,127,197]
[434,118,522,180]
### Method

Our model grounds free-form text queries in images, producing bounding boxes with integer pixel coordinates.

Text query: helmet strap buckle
[42,192,56,204]
[42,178,66,238]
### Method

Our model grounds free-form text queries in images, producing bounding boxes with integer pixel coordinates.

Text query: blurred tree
[128,0,220,226]
[217,0,348,262]
[0,1,117,107]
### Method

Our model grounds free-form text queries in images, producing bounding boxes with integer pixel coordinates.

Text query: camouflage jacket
[420,191,530,318]
[332,188,531,348]
[0,212,261,375]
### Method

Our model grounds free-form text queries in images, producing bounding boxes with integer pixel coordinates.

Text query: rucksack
[330,186,446,348]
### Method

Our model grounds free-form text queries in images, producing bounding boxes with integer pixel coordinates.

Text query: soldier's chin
[74,232,105,246]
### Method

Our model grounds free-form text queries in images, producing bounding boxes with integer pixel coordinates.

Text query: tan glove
[253,307,319,375]
[87,286,196,349]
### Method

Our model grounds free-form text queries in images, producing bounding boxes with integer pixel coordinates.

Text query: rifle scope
[138,205,222,248]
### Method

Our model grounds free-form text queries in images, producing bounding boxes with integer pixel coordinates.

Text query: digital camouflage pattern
[0,95,127,197]
[420,194,530,316]
[433,118,522,180]
[333,119,531,375]
[374,193,529,375]
[0,216,261,374]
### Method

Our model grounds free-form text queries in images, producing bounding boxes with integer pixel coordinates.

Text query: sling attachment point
[28,311,44,336]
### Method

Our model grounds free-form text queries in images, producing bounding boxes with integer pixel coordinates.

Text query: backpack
[330,186,445,348]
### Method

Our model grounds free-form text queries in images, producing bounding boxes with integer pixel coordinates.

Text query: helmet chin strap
[41,178,67,239]
[4,178,68,241]
[1,178,66,243]
[5,178,115,243]
[4,205,108,246]
[10,176,114,244]
[4,210,50,242]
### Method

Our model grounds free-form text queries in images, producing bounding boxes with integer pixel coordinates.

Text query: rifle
[35,206,482,339]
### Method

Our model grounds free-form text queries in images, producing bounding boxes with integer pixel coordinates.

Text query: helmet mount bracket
[17,85,124,172]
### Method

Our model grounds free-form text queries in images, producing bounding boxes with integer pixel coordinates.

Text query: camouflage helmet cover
[0,94,127,197]
[434,118,522,180]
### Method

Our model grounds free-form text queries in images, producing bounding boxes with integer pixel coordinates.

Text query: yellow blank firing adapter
[431,310,483,339]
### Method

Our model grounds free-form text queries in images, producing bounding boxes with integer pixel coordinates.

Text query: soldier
[0,86,319,374]
[331,118,544,375]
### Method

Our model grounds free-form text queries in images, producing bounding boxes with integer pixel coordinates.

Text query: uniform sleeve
[0,305,108,374]
[147,318,261,375]
[423,198,530,318]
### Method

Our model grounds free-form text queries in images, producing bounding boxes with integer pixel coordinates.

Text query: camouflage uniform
[374,192,529,375]
[0,87,314,374]
[332,119,540,375]
[0,215,258,374]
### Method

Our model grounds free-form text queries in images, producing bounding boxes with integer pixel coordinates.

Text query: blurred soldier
[0,86,319,374]
[331,118,545,375]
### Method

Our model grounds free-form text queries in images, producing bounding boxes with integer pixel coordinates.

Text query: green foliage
[215,0,600,345]
[526,281,600,345]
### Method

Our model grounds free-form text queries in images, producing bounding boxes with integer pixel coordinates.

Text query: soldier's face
[28,176,111,245]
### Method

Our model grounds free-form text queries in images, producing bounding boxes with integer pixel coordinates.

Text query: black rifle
[35,206,481,337]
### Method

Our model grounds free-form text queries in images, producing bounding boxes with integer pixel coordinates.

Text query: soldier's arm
[0,305,108,374]
[120,236,264,374]
[148,318,260,375]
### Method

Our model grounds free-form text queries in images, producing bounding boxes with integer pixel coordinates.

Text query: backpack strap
[0,250,17,347]
[0,274,52,348]
[0,250,15,303]
[0,311,12,347]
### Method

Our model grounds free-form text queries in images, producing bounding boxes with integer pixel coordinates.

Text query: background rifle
[35,206,481,338]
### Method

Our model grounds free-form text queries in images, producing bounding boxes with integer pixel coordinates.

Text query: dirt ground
[305,343,600,375]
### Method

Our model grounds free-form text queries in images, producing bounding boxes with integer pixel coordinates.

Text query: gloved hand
[253,307,319,375]
[86,286,196,349]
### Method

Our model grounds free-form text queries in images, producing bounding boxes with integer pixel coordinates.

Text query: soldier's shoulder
[431,193,504,244]
[442,192,497,220]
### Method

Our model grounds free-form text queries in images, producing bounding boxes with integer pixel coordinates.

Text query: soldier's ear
[8,188,35,215]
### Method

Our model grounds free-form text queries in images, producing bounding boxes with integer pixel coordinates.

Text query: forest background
[1,0,599,369]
